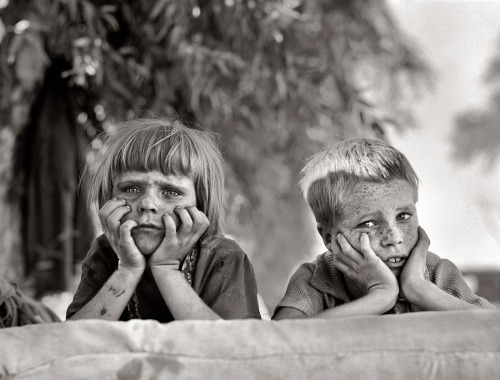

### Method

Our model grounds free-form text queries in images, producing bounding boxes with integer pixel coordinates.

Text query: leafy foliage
[0,0,429,306]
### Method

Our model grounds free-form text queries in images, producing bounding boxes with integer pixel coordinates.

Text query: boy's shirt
[67,235,262,321]
[274,251,494,317]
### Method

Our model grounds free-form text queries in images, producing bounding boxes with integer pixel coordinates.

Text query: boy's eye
[358,221,375,228]
[397,213,411,221]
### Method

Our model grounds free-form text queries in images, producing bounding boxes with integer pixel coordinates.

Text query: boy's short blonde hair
[299,138,419,229]
[84,117,225,237]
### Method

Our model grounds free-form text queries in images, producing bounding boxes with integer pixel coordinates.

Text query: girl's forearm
[67,267,143,321]
[150,266,221,321]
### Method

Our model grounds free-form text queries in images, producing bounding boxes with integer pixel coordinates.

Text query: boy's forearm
[315,288,397,318]
[67,267,143,321]
[403,278,481,311]
[150,266,221,320]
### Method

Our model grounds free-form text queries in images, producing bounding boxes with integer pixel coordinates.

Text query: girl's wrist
[117,262,145,278]
[149,260,181,271]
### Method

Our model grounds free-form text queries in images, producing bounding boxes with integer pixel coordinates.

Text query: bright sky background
[385,0,500,270]
[309,0,500,271]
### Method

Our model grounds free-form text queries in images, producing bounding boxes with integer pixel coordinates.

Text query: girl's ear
[317,222,332,251]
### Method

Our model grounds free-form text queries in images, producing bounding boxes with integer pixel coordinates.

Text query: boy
[273,138,493,319]
[66,118,261,322]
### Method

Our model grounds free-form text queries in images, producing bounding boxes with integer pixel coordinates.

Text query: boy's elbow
[272,307,308,320]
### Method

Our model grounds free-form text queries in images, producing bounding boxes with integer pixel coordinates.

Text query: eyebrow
[354,203,416,220]
[396,203,417,212]
[115,177,190,192]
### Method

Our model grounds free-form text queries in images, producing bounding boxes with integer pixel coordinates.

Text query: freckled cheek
[118,198,179,221]
[403,224,419,251]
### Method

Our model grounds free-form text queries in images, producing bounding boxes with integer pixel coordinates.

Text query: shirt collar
[310,251,351,303]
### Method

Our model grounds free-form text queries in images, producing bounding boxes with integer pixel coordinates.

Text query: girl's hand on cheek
[399,226,430,301]
[148,206,210,268]
[98,198,145,272]
[334,233,398,297]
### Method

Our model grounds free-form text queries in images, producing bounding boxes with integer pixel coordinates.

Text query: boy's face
[325,179,419,277]
[112,170,197,255]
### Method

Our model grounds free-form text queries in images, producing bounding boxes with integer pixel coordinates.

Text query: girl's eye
[124,187,141,194]
[358,221,375,228]
[164,190,180,197]
[397,213,411,221]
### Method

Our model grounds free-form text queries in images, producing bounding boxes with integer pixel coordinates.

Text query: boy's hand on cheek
[148,206,210,268]
[99,198,146,272]
[399,226,430,302]
[334,233,399,299]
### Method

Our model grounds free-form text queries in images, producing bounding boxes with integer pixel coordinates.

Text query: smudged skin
[274,179,484,320]
[67,171,221,321]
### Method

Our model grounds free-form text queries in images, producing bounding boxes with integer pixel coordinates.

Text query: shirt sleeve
[198,250,261,320]
[431,258,495,310]
[273,262,325,317]
[66,237,118,319]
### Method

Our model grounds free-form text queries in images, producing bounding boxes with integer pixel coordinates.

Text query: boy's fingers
[359,233,378,260]
[331,257,352,277]
[337,234,363,263]
[408,226,430,263]
[417,226,431,248]
[332,251,357,268]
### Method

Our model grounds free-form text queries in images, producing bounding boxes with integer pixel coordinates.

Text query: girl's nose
[137,193,159,214]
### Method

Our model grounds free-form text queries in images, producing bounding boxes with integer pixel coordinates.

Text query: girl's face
[112,170,197,255]
[330,179,419,277]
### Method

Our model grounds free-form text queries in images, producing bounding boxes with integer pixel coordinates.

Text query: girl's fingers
[119,220,137,240]
[107,206,130,230]
[175,207,193,234]
[99,199,129,232]
[185,206,210,234]
[99,198,127,220]
[163,214,178,238]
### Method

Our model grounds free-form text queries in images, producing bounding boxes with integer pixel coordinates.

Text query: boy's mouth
[387,257,402,263]
[385,256,406,268]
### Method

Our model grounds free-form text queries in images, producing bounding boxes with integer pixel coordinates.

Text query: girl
[66,118,261,322]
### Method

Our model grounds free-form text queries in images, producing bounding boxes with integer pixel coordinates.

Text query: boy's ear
[317,222,332,251]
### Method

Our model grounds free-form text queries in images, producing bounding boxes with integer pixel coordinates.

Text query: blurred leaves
[452,33,500,169]
[0,0,430,305]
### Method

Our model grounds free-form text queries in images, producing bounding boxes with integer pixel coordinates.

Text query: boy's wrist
[368,286,399,312]
[400,277,429,305]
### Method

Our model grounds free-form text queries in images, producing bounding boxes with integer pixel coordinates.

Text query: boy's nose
[381,225,403,247]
